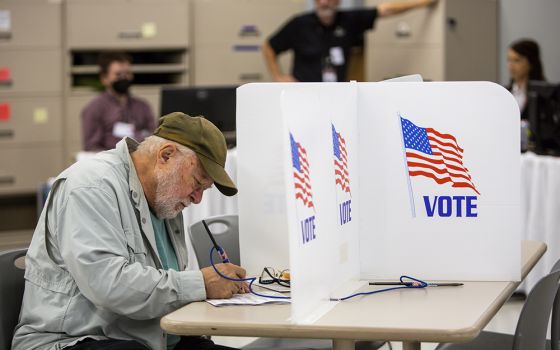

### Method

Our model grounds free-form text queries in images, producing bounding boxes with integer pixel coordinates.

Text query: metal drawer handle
[395,21,411,38]
[0,176,15,185]
[0,130,14,138]
[239,73,262,81]
[117,31,142,39]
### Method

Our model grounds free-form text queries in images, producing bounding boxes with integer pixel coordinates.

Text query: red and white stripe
[294,145,314,209]
[406,128,480,195]
[334,133,351,194]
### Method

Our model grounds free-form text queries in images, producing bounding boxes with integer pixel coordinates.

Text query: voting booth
[237,82,520,323]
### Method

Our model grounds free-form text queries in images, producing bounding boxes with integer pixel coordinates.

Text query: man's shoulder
[61,150,127,193]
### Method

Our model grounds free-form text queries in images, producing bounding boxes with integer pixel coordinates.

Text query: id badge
[113,122,135,138]
[322,68,337,82]
[329,47,345,66]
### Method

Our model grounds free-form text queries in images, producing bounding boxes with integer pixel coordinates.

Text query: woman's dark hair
[510,39,546,81]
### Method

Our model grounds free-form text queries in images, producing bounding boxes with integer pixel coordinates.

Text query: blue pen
[201,219,230,263]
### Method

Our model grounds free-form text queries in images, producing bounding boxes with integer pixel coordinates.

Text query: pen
[369,282,464,287]
[201,219,230,263]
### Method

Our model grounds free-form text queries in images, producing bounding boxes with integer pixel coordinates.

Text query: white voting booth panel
[358,83,521,281]
[281,85,362,322]
[237,82,520,324]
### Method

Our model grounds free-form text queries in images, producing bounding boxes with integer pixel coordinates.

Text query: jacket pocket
[25,259,76,295]
[124,228,147,263]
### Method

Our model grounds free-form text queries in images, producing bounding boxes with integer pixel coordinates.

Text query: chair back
[0,248,27,350]
[549,259,560,350]
[189,215,240,268]
[513,269,560,350]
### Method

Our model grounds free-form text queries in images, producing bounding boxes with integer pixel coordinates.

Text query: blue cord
[209,247,290,299]
[330,276,428,301]
[209,247,428,301]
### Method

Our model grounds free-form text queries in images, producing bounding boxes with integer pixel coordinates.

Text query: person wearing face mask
[13,112,248,350]
[81,52,156,151]
[263,0,437,83]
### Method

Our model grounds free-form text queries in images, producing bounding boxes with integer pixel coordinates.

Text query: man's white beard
[153,161,191,219]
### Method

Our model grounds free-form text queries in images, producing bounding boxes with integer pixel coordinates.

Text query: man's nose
[191,188,204,204]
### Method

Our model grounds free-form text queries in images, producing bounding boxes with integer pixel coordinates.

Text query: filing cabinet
[65,0,190,49]
[192,0,304,85]
[0,96,62,144]
[365,0,497,82]
[0,0,63,199]
[0,145,62,195]
[0,0,61,48]
[0,50,62,94]
[192,46,293,85]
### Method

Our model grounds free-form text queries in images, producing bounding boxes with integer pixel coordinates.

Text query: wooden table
[161,240,546,350]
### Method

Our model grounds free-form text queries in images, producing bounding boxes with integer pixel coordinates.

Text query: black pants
[67,336,240,350]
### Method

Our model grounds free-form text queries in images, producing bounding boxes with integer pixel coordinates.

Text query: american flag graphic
[290,133,314,209]
[332,124,351,194]
[400,117,480,195]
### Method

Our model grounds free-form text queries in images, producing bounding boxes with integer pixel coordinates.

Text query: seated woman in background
[506,39,546,119]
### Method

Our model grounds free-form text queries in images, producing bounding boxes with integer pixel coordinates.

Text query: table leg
[333,339,355,350]
[403,341,421,350]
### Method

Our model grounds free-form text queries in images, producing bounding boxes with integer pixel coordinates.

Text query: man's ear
[158,144,177,164]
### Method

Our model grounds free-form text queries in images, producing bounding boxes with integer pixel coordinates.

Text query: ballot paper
[206,291,290,307]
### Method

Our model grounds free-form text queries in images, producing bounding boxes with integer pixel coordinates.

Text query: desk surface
[161,240,545,344]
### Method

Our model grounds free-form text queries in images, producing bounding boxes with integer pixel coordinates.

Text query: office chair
[188,215,240,268]
[188,215,386,350]
[547,259,560,350]
[0,248,27,350]
[436,268,560,350]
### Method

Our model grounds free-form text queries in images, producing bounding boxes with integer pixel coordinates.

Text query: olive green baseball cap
[153,112,237,196]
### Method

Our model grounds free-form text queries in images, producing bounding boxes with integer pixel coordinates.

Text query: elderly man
[13,113,247,350]
[263,0,437,82]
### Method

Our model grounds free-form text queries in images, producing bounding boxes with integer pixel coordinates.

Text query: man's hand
[201,263,250,299]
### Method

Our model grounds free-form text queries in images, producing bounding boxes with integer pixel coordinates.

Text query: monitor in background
[527,81,560,155]
[160,86,237,147]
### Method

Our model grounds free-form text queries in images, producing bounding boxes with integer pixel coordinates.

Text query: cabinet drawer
[365,0,444,46]
[0,49,62,94]
[0,96,62,144]
[366,45,444,81]
[193,46,292,85]
[193,0,304,45]
[66,0,189,49]
[0,0,61,48]
[0,144,63,195]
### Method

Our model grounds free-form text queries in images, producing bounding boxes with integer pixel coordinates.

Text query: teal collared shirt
[150,211,181,349]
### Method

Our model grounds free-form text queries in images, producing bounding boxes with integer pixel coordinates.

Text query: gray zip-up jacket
[12,138,206,350]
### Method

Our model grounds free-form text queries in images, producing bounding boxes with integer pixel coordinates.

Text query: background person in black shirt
[263,0,437,83]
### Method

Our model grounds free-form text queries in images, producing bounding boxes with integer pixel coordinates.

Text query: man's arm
[377,0,437,17]
[56,186,244,319]
[262,41,297,83]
